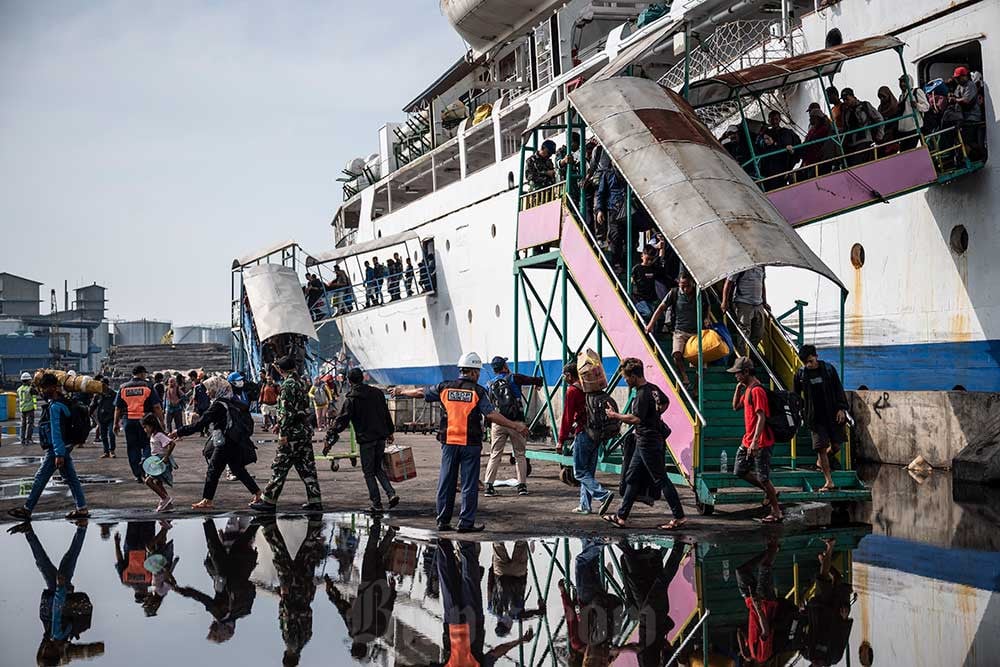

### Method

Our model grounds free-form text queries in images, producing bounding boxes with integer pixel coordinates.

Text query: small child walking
[142,414,177,512]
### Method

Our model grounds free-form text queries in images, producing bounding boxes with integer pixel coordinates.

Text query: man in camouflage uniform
[525,139,557,191]
[250,356,324,512]
[258,516,326,666]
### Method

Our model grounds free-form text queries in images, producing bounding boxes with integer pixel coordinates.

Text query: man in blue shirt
[483,356,543,497]
[7,373,89,520]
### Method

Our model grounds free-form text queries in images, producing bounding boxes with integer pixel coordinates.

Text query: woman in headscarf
[877,85,901,155]
[170,375,261,510]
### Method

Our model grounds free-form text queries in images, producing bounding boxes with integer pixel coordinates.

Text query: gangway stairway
[516,76,870,514]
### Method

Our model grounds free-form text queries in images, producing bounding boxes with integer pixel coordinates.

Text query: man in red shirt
[729,357,782,523]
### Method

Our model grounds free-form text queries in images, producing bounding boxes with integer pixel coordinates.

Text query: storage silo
[173,325,206,345]
[113,319,172,346]
[201,326,231,345]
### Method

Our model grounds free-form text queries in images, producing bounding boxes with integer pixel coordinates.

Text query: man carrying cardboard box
[326,368,400,512]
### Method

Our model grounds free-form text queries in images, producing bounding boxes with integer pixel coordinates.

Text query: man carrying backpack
[559,362,614,515]
[794,345,849,493]
[729,357,782,523]
[483,356,543,497]
[602,358,687,531]
[8,373,89,520]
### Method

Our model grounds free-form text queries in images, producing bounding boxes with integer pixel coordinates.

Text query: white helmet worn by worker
[456,352,483,370]
[20,372,32,381]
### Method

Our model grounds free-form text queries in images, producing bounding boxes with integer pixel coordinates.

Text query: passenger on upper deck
[721,125,750,167]
[840,88,883,166]
[372,256,386,306]
[525,139,557,191]
[825,86,845,132]
[403,257,415,297]
[876,86,901,156]
[897,74,929,150]
[364,261,376,308]
[756,111,801,190]
[799,106,839,176]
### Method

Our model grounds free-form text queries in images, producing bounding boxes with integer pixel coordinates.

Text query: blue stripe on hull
[831,339,1000,392]
[854,534,1000,591]
[366,340,1000,392]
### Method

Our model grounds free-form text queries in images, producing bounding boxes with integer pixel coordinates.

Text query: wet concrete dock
[1,425,826,540]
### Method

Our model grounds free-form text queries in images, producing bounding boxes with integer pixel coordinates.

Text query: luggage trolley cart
[317,424,359,471]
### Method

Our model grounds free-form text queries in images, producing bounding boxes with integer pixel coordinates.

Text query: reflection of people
[113,520,174,616]
[573,539,627,665]
[487,541,544,637]
[258,517,326,667]
[430,539,533,667]
[619,541,686,667]
[325,517,397,660]
[172,518,260,643]
[737,538,796,664]
[7,521,105,665]
[799,538,854,666]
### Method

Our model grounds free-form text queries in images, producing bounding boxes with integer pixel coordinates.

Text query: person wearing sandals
[8,373,89,521]
[730,356,783,523]
[602,358,687,531]
[170,375,262,510]
[793,345,849,493]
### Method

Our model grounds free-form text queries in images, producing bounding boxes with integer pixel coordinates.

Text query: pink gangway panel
[560,206,697,482]
[767,147,938,226]
[517,199,563,251]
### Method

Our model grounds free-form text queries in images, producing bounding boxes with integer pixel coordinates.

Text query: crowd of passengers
[720,67,986,191]
[303,250,436,321]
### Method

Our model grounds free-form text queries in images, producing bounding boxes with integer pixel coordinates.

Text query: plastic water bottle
[720,450,728,473]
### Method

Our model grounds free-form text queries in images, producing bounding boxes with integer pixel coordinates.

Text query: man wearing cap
[17,372,38,446]
[114,365,163,483]
[326,368,399,512]
[897,74,929,150]
[251,355,324,512]
[729,357,782,523]
[952,66,982,124]
[525,140,558,191]
[7,373,89,520]
[482,356,543,497]
[393,352,529,533]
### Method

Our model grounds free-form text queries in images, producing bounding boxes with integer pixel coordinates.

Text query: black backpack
[765,389,804,442]
[57,398,92,446]
[585,391,622,442]
[222,399,257,464]
[488,375,525,421]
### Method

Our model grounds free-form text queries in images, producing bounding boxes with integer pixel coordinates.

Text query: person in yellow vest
[17,372,38,445]
[393,352,528,533]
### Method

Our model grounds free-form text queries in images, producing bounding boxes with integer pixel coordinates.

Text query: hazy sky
[0,1,464,325]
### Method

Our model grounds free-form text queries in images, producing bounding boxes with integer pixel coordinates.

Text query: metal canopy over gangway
[514,76,869,512]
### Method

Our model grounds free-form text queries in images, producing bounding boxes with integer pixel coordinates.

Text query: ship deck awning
[568,77,846,291]
[403,56,481,113]
[306,230,421,267]
[232,240,304,270]
[686,35,903,108]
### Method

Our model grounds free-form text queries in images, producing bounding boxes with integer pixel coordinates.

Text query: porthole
[422,317,427,329]
[377,230,382,239]
[508,171,515,188]
[953,384,967,391]
[446,239,451,251]
[385,323,389,333]
[850,243,865,269]
[949,225,969,255]
[857,384,869,391]
[402,321,407,332]
[495,305,501,318]
[825,28,843,48]
[491,224,497,238]
[444,312,450,325]
[467,309,473,323]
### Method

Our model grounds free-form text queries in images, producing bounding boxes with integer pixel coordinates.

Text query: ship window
[421,317,426,329]
[508,171,515,188]
[445,239,451,251]
[432,140,462,190]
[949,225,969,254]
[495,305,501,318]
[372,185,389,219]
[467,309,473,323]
[918,39,983,86]
[850,243,865,269]
[500,105,531,159]
[464,120,496,176]
[403,321,407,332]
[377,230,382,239]
[385,323,389,333]
[491,224,496,238]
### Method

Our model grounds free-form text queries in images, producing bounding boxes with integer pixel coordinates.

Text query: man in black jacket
[325,368,399,511]
[793,345,849,492]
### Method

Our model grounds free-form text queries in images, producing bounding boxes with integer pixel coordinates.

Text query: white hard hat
[456,352,483,370]
[20,372,32,381]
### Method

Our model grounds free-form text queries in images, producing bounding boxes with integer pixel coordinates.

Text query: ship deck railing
[307,267,437,325]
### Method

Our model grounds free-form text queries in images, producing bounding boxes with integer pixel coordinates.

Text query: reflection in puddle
[0,511,996,666]
[0,474,121,500]
[0,455,44,468]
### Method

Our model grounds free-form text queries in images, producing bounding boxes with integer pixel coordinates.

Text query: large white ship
[295,0,994,395]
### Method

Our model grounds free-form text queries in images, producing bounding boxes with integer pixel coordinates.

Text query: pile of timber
[104,343,231,381]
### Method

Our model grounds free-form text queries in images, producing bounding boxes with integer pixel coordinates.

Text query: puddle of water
[0,455,44,468]
[0,474,121,500]
[0,495,996,666]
